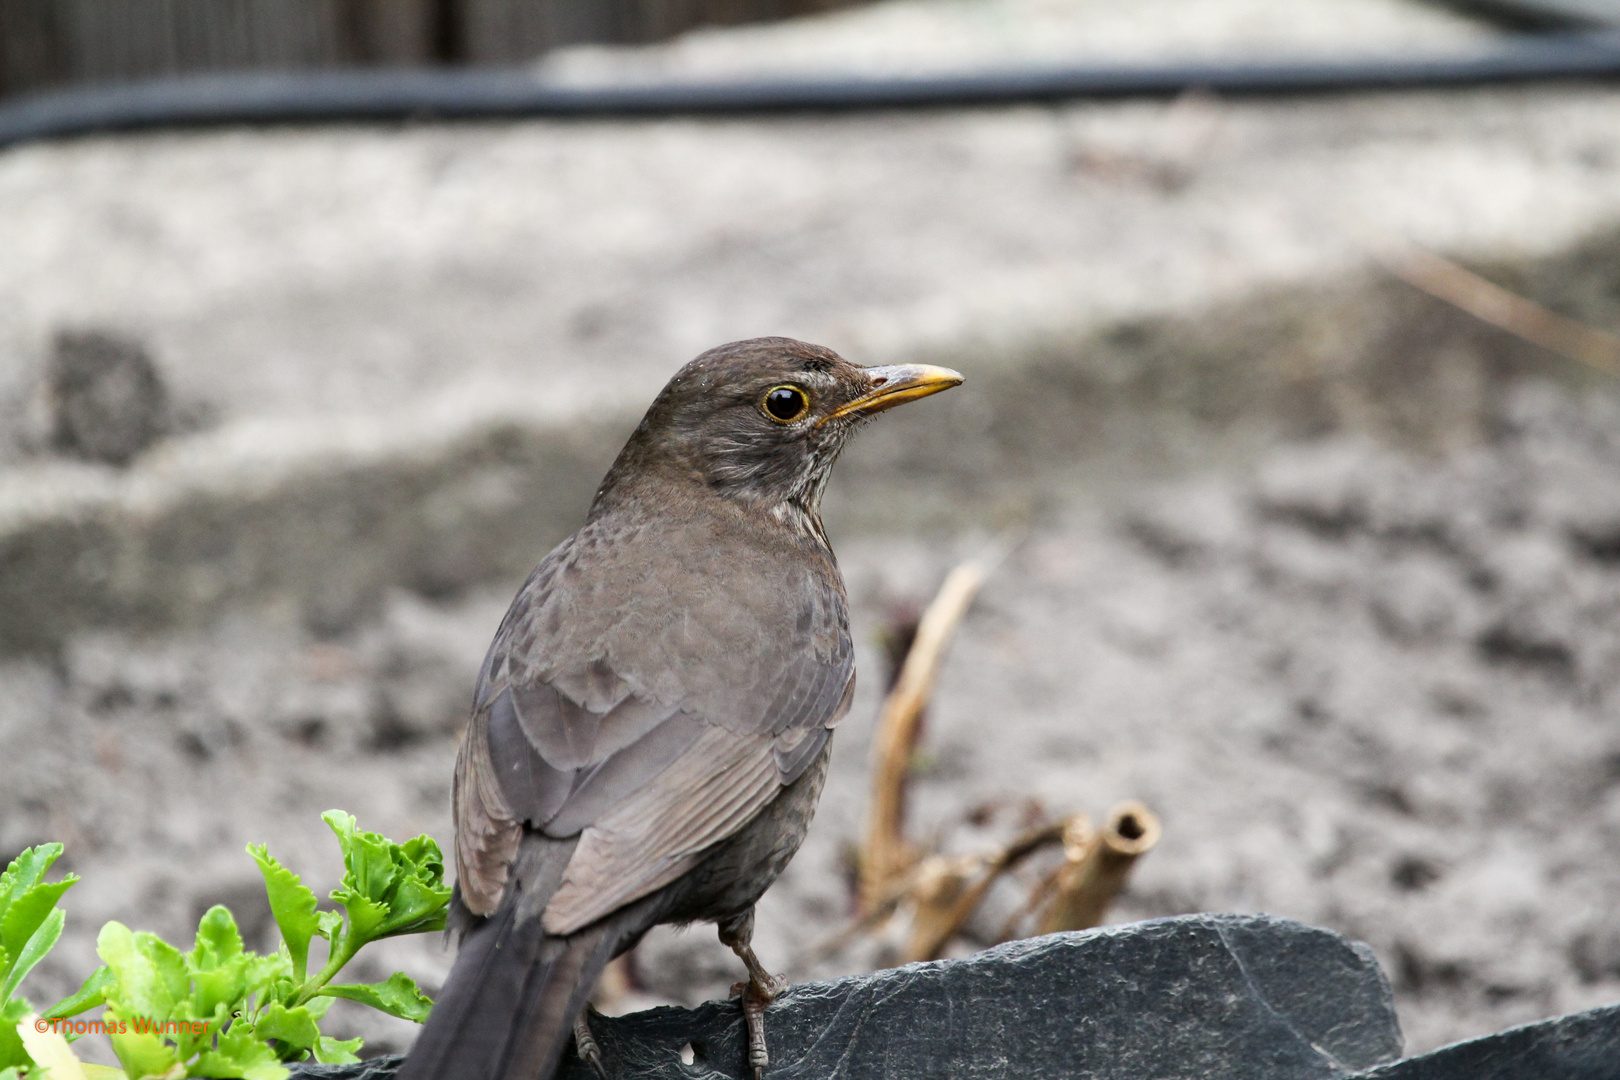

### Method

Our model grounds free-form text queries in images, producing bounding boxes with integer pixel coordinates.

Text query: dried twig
[902,817,1070,962]
[803,866,926,961]
[858,545,1008,915]
[994,816,1092,942]
[1038,801,1162,935]
[829,534,1161,968]
[1376,236,1620,375]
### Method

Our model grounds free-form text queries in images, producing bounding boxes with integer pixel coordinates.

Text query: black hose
[3,31,1620,151]
[1430,0,1620,32]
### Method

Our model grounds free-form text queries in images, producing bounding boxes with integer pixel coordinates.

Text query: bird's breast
[499,503,849,723]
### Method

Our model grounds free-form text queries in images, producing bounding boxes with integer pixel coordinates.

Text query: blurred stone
[1349,1004,1620,1080]
[289,914,1403,1080]
[46,328,169,466]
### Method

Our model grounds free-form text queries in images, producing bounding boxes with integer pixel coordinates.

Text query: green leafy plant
[0,844,78,1073]
[44,811,451,1080]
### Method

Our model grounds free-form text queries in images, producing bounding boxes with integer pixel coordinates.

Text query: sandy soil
[5,373,1619,1061]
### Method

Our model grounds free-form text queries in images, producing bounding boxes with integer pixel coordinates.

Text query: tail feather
[503,918,621,1079]
[399,894,623,1080]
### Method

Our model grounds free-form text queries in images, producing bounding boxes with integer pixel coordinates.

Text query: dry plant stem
[858,557,992,914]
[804,871,921,960]
[904,818,1071,962]
[1381,240,1620,375]
[904,854,983,963]
[994,815,1094,943]
[1039,801,1161,935]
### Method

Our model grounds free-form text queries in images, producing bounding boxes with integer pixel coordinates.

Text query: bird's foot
[731,972,787,1002]
[719,909,787,1078]
[729,977,779,1080]
[573,1008,609,1080]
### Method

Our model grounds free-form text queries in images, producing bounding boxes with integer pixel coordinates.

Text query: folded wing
[454,633,852,931]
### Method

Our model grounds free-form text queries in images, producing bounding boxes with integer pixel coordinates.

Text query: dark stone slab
[291,912,1401,1080]
[291,1061,401,1080]
[1347,1003,1620,1080]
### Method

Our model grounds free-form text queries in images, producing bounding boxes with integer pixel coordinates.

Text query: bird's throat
[771,497,832,550]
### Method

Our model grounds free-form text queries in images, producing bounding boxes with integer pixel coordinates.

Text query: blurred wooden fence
[0,0,862,98]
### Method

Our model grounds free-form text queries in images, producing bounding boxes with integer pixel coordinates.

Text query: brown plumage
[398,337,962,1080]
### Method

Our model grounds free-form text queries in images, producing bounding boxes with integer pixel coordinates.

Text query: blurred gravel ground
[6,376,1620,1059]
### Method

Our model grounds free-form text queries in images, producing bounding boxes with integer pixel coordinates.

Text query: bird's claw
[731,979,774,1079]
[574,1009,610,1080]
[730,975,786,1003]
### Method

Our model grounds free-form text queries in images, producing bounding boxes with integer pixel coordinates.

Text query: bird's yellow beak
[820,364,965,425]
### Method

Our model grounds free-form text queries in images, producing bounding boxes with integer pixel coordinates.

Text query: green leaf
[322,813,450,945]
[398,836,444,884]
[44,968,115,1020]
[374,878,449,939]
[1,907,63,1001]
[312,1035,362,1065]
[0,1066,19,1080]
[320,972,433,1023]
[96,923,187,1021]
[247,847,319,983]
[253,1003,321,1058]
[0,877,75,986]
[331,894,387,945]
[314,912,344,942]
[190,968,251,1027]
[185,906,290,1023]
[0,844,62,912]
[377,838,450,939]
[0,843,74,1001]
[192,1022,288,1080]
[105,1014,181,1080]
[189,906,243,972]
[258,970,299,1013]
[0,997,31,1070]
[322,813,391,905]
[195,958,289,1028]
[187,907,248,1021]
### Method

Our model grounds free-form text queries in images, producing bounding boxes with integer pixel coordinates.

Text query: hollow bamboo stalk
[1038,801,1161,934]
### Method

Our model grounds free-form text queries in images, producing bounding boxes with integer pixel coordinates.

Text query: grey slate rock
[288,1060,401,1080]
[1347,1003,1620,1080]
[291,913,1401,1080]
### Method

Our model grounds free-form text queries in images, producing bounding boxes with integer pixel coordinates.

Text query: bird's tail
[397,894,620,1080]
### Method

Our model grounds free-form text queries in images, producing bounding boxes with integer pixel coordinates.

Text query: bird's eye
[763,385,809,423]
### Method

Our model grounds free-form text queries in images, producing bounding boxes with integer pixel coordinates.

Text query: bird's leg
[573,1007,609,1080]
[718,908,785,1080]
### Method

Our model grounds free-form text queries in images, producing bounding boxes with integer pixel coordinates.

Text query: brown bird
[397,338,962,1080]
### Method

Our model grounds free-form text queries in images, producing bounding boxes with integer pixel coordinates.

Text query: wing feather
[542,712,707,836]
[453,709,523,915]
[487,688,573,826]
[543,728,780,934]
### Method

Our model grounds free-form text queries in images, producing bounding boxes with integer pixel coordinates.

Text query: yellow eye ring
[762,385,809,423]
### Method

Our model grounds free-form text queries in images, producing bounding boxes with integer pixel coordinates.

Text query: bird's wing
[453,610,854,931]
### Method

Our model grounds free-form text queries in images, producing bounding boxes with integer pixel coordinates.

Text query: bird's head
[597,337,963,522]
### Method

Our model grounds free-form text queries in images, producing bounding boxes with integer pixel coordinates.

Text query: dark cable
[1425,0,1620,33]
[3,31,1620,152]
